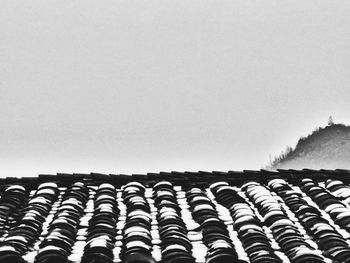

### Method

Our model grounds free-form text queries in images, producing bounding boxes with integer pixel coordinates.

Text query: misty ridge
[268,117,350,169]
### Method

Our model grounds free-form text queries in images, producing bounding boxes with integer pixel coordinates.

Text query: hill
[269,123,350,169]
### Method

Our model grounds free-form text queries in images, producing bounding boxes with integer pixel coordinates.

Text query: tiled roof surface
[1,169,350,263]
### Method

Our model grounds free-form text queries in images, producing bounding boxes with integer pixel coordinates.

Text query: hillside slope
[270,124,350,169]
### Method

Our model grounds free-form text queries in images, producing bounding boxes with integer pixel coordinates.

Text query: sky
[1,0,350,177]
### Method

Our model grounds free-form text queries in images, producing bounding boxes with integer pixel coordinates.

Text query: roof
[1,169,350,263]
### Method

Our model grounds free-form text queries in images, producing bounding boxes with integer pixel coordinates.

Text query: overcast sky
[1,0,350,177]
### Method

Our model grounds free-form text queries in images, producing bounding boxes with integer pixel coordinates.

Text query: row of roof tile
[1,169,350,190]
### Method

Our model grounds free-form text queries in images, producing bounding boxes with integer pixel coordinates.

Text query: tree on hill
[328,116,335,126]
